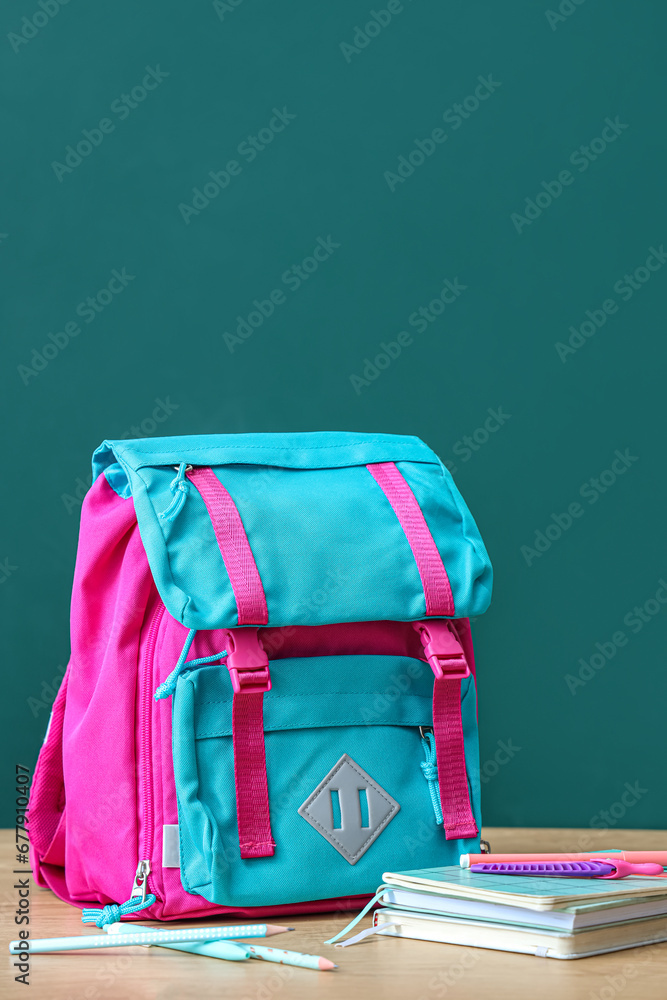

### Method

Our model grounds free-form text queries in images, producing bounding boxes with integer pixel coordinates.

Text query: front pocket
[172,654,480,908]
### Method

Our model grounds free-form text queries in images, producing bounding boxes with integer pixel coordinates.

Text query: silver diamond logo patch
[297,754,400,865]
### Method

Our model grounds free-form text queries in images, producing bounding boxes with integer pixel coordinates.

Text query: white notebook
[380,887,667,932]
[374,907,667,960]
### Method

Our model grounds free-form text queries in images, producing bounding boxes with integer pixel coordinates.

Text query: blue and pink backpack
[28,432,492,924]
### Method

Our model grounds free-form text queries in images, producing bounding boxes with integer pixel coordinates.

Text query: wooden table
[3,828,666,999]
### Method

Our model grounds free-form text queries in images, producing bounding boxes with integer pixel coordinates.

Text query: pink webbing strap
[232,692,275,858]
[184,465,272,857]
[433,678,478,840]
[414,619,477,840]
[224,627,275,859]
[186,466,268,625]
[366,462,454,616]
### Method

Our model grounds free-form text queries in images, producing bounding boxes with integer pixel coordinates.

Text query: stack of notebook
[373,866,667,959]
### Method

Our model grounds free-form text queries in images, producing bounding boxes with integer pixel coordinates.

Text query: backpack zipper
[129,859,151,904]
[79,604,164,928]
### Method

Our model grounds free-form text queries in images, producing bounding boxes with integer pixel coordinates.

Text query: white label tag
[162,825,180,868]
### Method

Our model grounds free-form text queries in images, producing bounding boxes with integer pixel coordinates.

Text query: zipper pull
[419,727,443,825]
[129,859,151,904]
[158,464,193,521]
[81,859,157,927]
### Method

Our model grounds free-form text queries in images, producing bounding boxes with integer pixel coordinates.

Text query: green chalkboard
[2,0,666,831]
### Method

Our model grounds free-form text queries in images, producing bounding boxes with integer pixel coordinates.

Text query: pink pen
[461,851,667,867]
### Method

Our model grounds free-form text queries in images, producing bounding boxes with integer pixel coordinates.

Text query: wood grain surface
[3,828,666,999]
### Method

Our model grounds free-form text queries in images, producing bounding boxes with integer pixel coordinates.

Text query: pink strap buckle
[413,621,470,680]
[224,628,271,694]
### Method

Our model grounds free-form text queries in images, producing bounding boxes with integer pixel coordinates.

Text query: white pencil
[9,923,291,955]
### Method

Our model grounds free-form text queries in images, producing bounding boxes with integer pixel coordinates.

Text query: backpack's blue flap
[93,432,492,630]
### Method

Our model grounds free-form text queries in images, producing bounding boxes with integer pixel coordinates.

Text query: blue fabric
[92,432,493,630]
[81,894,156,927]
[172,654,481,908]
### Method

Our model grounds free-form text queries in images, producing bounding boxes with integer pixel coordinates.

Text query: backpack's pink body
[29,475,373,919]
[30,467,478,920]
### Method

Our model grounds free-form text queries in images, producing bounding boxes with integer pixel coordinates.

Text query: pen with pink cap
[461,850,667,868]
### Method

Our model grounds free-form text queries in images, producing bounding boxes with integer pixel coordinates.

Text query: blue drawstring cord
[82,894,157,928]
[420,731,443,825]
[158,463,189,521]
[154,629,228,701]
[324,887,388,945]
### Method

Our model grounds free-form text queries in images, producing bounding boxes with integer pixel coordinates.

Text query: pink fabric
[28,663,69,870]
[259,619,424,660]
[29,475,155,907]
[366,462,455,616]
[433,676,478,839]
[233,692,275,858]
[27,474,371,920]
[186,466,268,625]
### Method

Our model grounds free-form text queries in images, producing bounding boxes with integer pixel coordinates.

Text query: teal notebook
[383,866,667,911]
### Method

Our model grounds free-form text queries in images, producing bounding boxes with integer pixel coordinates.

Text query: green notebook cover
[384,866,667,911]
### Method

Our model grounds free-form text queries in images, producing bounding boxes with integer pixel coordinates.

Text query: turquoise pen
[9,923,289,955]
[155,940,337,970]
[105,923,337,970]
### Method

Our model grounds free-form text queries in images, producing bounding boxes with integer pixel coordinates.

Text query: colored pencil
[461,851,667,867]
[160,939,336,970]
[243,942,337,970]
[158,940,250,962]
[105,923,336,970]
[9,923,292,955]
